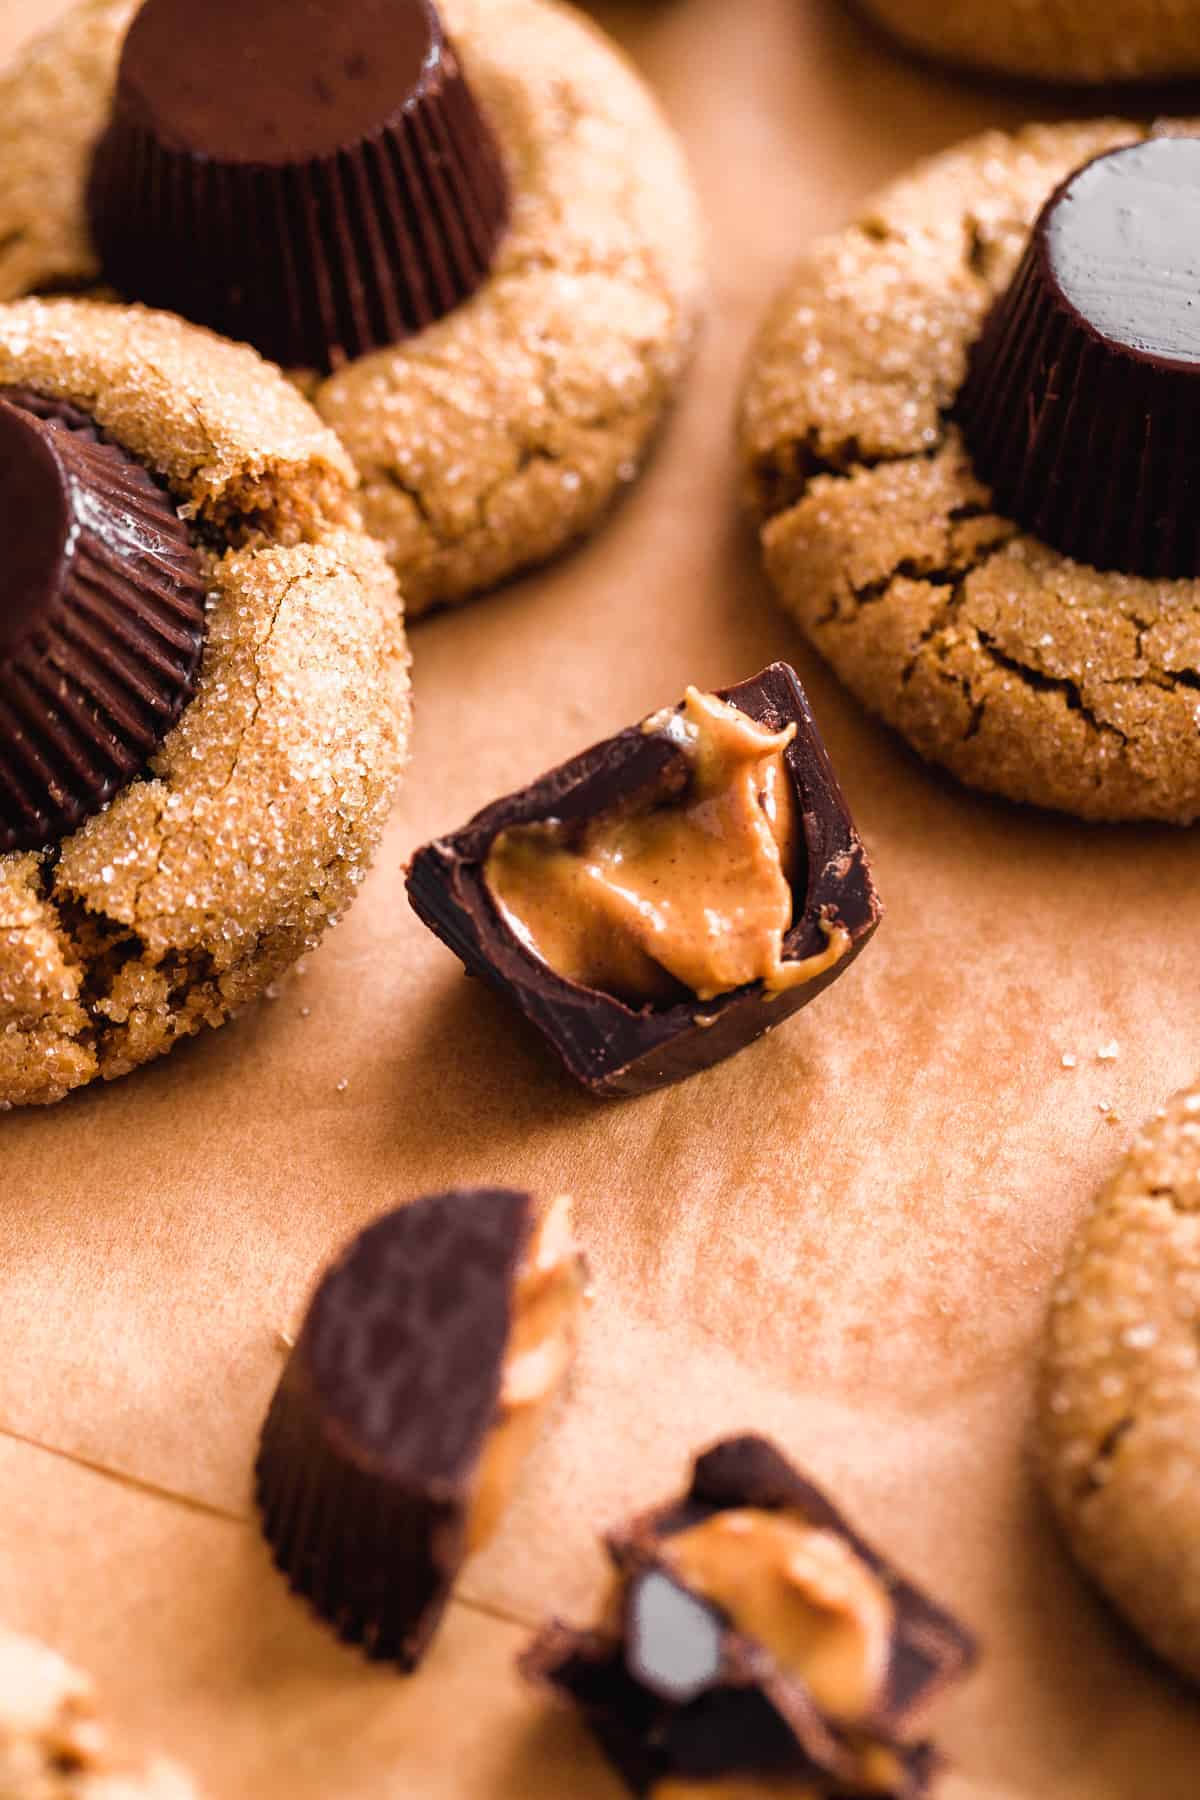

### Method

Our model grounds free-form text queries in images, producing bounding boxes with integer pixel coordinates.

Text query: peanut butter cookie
[740,120,1200,823]
[0,299,410,1108]
[1038,1083,1200,1683]
[0,1625,197,1795]
[0,0,705,618]
[856,0,1200,84]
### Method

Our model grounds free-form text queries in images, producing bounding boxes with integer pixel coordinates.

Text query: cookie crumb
[1061,1052,1078,1069]
[336,1078,350,1093]
[1097,1039,1120,1061]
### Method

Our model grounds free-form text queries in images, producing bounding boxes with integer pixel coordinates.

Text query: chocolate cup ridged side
[256,1361,460,1668]
[87,36,510,374]
[956,169,1200,580]
[254,1190,536,1668]
[0,392,207,854]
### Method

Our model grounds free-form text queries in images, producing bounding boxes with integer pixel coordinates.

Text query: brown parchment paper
[2,0,1200,1793]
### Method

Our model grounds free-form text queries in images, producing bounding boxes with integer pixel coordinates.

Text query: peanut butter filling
[466,1195,585,1553]
[658,1509,894,1724]
[484,689,849,1006]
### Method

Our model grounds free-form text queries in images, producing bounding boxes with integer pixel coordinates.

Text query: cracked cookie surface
[856,0,1200,84]
[739,119,1200,824]
[0,0,706,617]
[0,299,411,1108]
[0,1625,196,1795]
[1038,1083,1200,1684]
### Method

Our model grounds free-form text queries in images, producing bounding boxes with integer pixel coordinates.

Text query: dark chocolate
[957,136,1200,578]
[255,1188,539,1669]
[406,663,882,1099]
[644,1438,980,1733]
[87,0,510,373]
[522,1437,977,1799]
[0,388,207,854]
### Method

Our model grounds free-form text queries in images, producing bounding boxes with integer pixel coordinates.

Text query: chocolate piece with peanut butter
[521,1437,977,1799]
[406,664,881,1097]
[255,1188,585,1669]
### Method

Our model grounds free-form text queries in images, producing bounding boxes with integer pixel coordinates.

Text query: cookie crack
[752,434,936,521]
[1076,1415,1134,1502]
[381,432,590,551]
[972,631,1130,745]
[1156,667,1200,694]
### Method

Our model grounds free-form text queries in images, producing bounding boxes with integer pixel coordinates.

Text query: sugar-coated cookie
[0,0,705,617]
[1038,1084,1200,1683]
[857,0,1200,84]
[0,299,410,1108]
[0,1625,197,1795]
[741,121,1200,823]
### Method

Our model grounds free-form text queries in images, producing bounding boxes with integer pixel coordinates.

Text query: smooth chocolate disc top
[1046,139,1200,366]
[114,0,439,164]
[88,0,510,372]
[957,137,1200,579]
[0,390,208,854]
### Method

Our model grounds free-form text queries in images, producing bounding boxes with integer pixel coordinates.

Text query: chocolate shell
[407,664,882,1099]
[522,1437,978,1799]
[957,137,1200,579]
[0,389,207,855]
[256,1189,560,1669]
[87,0,510,374]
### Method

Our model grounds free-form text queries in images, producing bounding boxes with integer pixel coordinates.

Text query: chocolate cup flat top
[1046,138,1200,370]
[118,0,442,163]
[297,1188,534,1483]
[0,400,72,659]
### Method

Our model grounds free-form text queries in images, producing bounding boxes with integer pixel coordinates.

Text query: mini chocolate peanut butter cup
[87,0,510,374]
[957,136,1200,579]
[0,390,207,854]
[256,1188,585,1669]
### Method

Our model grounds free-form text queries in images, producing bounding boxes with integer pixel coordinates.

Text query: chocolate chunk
[255,1188,583,1669]
[0,388,207,854]
[521,1436,977,1799]
[957,136,1200,578]
[88,0,510,374]
[406,664,881,1099]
